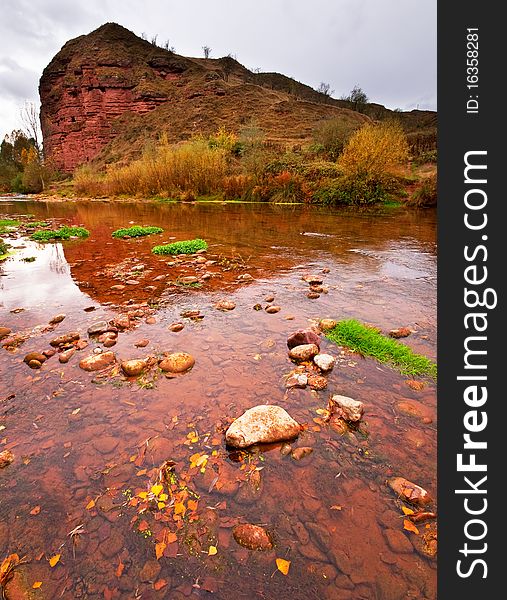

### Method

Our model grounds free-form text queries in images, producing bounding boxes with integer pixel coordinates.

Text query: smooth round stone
[158,352,195,373]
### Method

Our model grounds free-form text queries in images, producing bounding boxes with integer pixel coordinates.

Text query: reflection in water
[0,200,437,599]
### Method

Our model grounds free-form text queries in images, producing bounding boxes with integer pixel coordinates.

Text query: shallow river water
[0,199,437,600]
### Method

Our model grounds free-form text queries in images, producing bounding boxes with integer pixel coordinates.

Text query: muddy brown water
[0,200,436,599]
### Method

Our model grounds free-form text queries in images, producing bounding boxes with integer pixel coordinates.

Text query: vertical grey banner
[438,2,501,597]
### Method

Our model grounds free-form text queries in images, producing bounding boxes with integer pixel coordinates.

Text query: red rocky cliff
[39,23,196,172]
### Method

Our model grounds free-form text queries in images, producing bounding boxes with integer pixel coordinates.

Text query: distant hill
[39,23,435,173]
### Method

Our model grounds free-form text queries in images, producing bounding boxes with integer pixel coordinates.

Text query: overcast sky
[0,0,436,139]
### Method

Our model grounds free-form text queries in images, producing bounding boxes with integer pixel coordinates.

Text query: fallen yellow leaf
[208,545,218,556]
[49,554,61,568]
[330,505,342,511]
[85,499,95,510]
[151,484,163,496]
[138,491,148,500]
[174,502,186,516]
[403,519,420,534]
[276,558,291,575]
[32,581,43,589]
[402,506,415,516]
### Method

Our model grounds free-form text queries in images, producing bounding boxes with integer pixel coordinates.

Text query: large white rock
[225,405,300,448]
[313,353,335,371]
[331,394,364,422]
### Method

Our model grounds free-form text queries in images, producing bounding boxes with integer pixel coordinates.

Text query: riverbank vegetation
[72,120,435,206]
[325,319,437,378]
[152,238,208,255]
[31,226,90,242]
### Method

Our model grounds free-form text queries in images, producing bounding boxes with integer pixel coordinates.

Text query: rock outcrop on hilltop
[39,22,434,173]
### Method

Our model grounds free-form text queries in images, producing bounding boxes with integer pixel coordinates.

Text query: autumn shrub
[74,166,107,196]
[260,171,309,203]
[338,121,409,181]
[313,117,359,160]
[221,174,254,200]
[407,174,437,208]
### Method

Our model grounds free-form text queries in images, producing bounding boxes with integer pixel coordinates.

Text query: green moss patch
[112,225,164,238]
[325,318,437,379]
[152,238,208,255]
[31,226,90,242]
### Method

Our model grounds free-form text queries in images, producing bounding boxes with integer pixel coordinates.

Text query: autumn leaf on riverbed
[85,499,95,510]
[0,554,21,586]
[208,546,218,556]
[275,558,291,575]
[401,506,415,516]
[30,505,41,515]
[154,579,168,591]
[32,581,43,589]
[155,541,166,560]
[403,519,419,534]
[49,553,61,567]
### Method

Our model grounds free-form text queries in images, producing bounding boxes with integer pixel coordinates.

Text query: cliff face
[40,23,432,173]
[39,23,201,171]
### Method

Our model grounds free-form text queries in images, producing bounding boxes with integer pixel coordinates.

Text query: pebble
[79,352,116,372]
[303,274,323,285]
[291,447,313,461]
[389,327,412,338]
[313,353,335,371]
[87,322,110,336]
[145,316,156,324]
[43,349,56,358]
[28,359,42,369]
[49,313,66,325]
[232,524,273,551]
[307,374,327,390]
[110,284,126,291]
[264,295,275,302]
[50,332,80,347]
[226,405,300,448]
[237,273,254,281]
[134,339,150,348]
[92,436,119,455]
[121,359,147,377]
[331,395,364,422]
[139,560,162,583]
[0,449,14,468]
[181,276,199,284]
[286,373,308,388]
[23,352,47,365]
[265,305,281,314]
[159,352,195,373]
[307,292,320,299]
[289,343,320,362]
[287,329,320,349]
[215,300,236,311]
[59,348,76,363]
[384,529,414,554]
[388,477,432,506]
[319,319,337,331]
[0,327,12,339]
[168,322,184,332]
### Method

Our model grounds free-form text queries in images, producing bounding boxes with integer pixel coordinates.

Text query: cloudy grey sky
[0,0,436,138]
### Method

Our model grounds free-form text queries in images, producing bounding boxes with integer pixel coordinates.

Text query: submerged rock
[135,339,150,348]
[168,322,184,332]
[286,373,308,389]
[28,359,42,369]
[287,329,320,350]
[388,477,432,506]
[225,405,300,448]
[303,274,323,285]
[50,332,80,347]
[87,321,111,336]
[232,524,273,551]
[307,374,327,390]
[307,292,320,299]
[331,395,364,422]
[59,348,76,363]
[159,352,195,373]
[79,351,116,372]
[215,300,236,311]
[0,449,14,468]
[291,447,313,461]
[389,327,412,339]
[49,313,66,325]
[318,318,337,331]
[313,353,335,371]
[121,359,147,377]
[265,305,281,314]
[0,327,12,340]
[23,352,47,365]
[288,343,319,362]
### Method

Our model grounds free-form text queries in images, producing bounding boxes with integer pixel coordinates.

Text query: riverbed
[0,199,437,599]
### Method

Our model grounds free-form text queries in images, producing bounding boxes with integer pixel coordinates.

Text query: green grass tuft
[112,225,164,238]
[31,226,90,242]
[26,221,49,228]
[325,318,437,379]
[152,238,208,255]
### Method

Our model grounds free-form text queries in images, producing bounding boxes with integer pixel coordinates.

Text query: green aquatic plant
[0,239,9,256]
[152,238,208,255]
[325,318,437,379]
[112,225,164,238]
[0,219,20,235]
[31,226,90,242]
[26,221,49,228]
